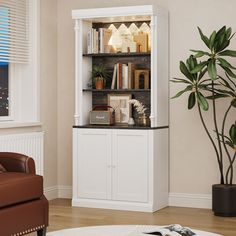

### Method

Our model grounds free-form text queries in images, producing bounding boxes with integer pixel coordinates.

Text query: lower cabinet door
[76,129,112,200]
[112,130,149,203]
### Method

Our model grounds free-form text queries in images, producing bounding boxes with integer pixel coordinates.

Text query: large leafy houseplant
[172,26,236,216]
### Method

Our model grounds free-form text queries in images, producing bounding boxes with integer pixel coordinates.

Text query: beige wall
[57,0,236,195]
[40,0,58,188]
[0,0,58,189]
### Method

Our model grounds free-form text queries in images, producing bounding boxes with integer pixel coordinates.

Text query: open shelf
[83,52,151,57]
[83,88,151,92]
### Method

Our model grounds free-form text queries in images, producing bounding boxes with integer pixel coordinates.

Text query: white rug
[47,225,221,236]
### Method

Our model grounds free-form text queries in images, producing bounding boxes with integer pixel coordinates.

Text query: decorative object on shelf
[107,22,151,54]
[133,32,148,52]
[90,105,115,125]
[108,94,132,123]
[121,41,137,53]
[129,99,149,126]
[139,23,151,51]
[172,26,236,217]
[128,117,135,126]
[92,65,109,89]
[134,69,150,89]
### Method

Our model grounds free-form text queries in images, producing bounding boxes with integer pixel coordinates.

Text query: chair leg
[37,227,47,236]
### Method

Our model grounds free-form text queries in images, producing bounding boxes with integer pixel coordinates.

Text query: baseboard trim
[58,185,72,199]
[44,186,58,200]
[44,188,212,210]
[44,185,72,200]
[72,198,154,212]
[169,193,212,209]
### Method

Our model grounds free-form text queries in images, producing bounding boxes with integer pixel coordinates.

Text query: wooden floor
[35,199,236,236]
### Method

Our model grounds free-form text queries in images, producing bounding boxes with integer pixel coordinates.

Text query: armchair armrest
[0,152,36,174]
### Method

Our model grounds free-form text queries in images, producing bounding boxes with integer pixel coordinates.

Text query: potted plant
[129,99,149,126]
[172,26,236,216]
[92,65,108,89]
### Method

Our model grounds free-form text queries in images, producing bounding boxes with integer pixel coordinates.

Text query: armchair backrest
[0,152,36,174]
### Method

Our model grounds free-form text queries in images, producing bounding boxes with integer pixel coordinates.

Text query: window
[0,6,9,118]
[0,62,9,117]
[0,0,40,125]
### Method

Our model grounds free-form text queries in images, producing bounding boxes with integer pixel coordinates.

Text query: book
[128,62,135,89]
[111,64,117,89]
[122,64,128,89]
[126,225,196,236]
[95,30,99,53]
[116,63,123,89]
[99,28,112,53]
[93,29,97,53]
[91,29,94,53]
[87,30,91,54]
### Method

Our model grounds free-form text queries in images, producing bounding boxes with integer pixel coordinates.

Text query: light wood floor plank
[41,199,236,236]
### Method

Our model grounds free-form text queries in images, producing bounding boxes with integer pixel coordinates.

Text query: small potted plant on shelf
[172,26,236,216]
[129,99,149,126]
[92,65,109,90]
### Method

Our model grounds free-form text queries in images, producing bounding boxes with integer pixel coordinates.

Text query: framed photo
[108,94,132,124]
[134,69,150,89]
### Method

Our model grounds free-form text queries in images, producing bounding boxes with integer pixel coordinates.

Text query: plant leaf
[197,92,209,111]
[226,27,232,40]
[198,68,208,81]
[219,50,236,57]
[218,40,230,52]
[229,122,236,144]
[198,27,210,49]
[231,99,236,108]
[190,50,210,58]
[180,61,194,81]
[225,140,234,149]
[190,61,208,74]
[209,31,216,50]
[217,58,236,69]
[188,92,196,109]
[171,78,192,84]
[206,94,229,99]
[218,76,235,91]
[214,26,226,52]
[219,64,236,78]
[208,59,217,80]
[213,89,235,97]
[225,73,236,87]
[171,86,192,99]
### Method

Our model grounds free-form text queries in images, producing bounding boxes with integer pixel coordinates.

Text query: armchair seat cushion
[0,172,43,208]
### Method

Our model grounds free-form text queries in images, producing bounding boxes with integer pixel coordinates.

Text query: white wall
[56,0,236,207]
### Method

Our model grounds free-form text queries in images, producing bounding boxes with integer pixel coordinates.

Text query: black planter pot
[212,184,236,217]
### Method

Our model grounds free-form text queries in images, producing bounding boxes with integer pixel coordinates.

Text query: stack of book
[87,28,112,54]
[111,62,135,89]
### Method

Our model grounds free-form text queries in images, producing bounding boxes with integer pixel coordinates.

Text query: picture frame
[108,94,132,124]
[134,69,150,89]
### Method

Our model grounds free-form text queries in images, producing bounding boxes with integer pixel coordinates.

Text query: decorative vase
[138,115,150,127]
[95,78,104,89]
[212,184,236,217]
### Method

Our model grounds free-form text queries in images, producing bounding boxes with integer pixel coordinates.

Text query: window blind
[0,0,29,63]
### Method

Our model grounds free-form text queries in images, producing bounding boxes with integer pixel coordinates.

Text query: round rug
[47,225,221,236]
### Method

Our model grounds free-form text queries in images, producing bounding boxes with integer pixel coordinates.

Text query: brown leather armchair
[0,152,49,236]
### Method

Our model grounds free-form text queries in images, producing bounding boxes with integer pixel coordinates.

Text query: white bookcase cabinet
[72,5,169,212]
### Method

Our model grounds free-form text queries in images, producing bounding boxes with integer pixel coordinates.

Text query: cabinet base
[72,198,167,213]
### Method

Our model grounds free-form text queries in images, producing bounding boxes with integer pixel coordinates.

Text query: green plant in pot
[92,65,108,90]
[172,26,236,216]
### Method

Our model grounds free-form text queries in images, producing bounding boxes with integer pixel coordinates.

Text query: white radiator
[0,132,44,175]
